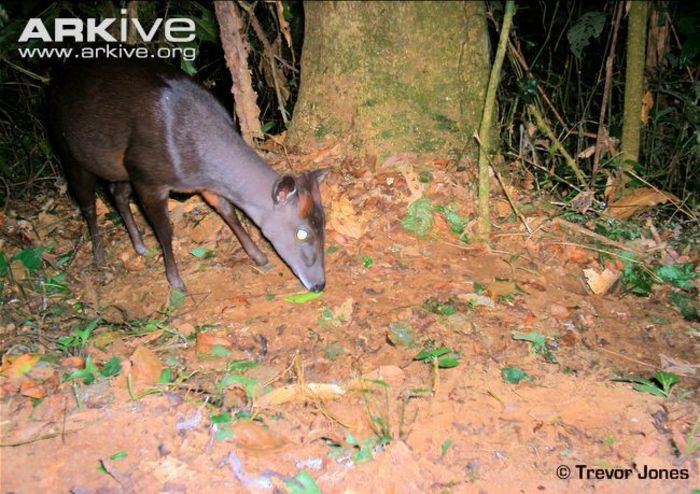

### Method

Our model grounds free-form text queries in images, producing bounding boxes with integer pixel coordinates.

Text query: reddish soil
[1,146,698,493]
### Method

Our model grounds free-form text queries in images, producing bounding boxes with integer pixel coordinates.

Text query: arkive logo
[19,9,195,43]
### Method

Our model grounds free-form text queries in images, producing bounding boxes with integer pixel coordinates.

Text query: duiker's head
[261,168,329,292]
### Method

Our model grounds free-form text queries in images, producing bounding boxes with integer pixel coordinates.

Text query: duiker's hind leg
[132,182,184,289]
[108,182,148,255]
[65,164,103,264]
[201,191,269,266]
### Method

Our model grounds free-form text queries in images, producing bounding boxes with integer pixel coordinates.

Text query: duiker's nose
[309,282,325,292]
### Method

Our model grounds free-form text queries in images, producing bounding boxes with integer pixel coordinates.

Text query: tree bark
[215,1,263,145]
[287,1,490,160]
[620,1,649,174]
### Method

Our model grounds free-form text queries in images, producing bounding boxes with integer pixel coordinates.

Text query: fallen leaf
[195,332,233,356]
[583,268,620,295]
[229,421,289,453]
[485,281,516,298]
[604,188,677,219]
[2,354,40,384]
[257,383,345,407]
[328,196,369,239]
[334,298,355,323]
[129,346,163,385]
[19,380,46,399]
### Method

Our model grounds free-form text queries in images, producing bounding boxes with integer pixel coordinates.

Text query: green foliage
[501,367,532,384]
[283,471,322,494]
[512,332,558,364]
[190,247,214,259]
[327,433,389,465]
[168,288,186,311]
[285,291,324,303]
[422,297,457,316]
[618,252,655,296]
[414,345,461,368]
[567,11,606,60]
[655,263,698,289]
[57,319,100,354]
[64,355,121,384]
[218,374,259,400]
[401,197,434,236]
[612,371,680,398]
[12,246,52,273]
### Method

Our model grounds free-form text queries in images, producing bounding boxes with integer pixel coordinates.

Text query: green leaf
[219,374,259,398]
[285,291,323,303]
[655,263,698,289]
[652,371,679,394]
[227,359,257,372]
[215,424,233,440]
[437,356,460,368]
[284,471,322,494]
[210,345,231,358]
[66,355,99,384]
[211,412,231,424]
[11,246,51,273]
[363,256,373,268]
[0,250,8,277]
[190,247,213,258]
[512,332,547,353]
[502,367,530,384]
[400,197,434,236]
[180,58,197,76]
[441,439,452,457]
[109,451,127,460]
[159,367,173,383]
[668,291,699,321]
[169,288,186,310]
[567,11,606,59]
[435,205,466,235]
[100,357,121,378]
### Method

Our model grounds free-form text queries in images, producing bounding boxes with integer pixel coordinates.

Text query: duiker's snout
[309,281,325,293]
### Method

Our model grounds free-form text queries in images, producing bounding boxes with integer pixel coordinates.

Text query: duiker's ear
[311,168,330,184]
[272,175,297,205]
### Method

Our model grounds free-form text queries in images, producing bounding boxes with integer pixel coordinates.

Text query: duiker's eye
[295,228,309,241]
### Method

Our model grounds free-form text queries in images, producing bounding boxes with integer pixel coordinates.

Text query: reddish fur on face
[298,191,313,218]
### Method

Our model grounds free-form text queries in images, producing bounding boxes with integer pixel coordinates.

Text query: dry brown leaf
[2,354,40,384]
[19,380,46,399]
[493,199,512,218]
[229,421,289,453]
[257,382,345,407]
[604,188,677,219]
[485,281,516,297]
[583,268,620,295]
[334,297,355,323]
[129,346,163,385]
[195,332,232,356]
[328,196,369,239]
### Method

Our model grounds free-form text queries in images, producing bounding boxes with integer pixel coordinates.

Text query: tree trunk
[215,1,263,145]
[620,1,649,174]
[287,1,490,159]
[477,0,514,239]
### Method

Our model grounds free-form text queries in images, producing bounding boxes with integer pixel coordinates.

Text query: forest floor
[0,144,698,493]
